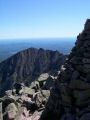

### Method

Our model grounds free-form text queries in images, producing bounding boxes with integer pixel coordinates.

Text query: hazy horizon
[0,37,76,41]
[0,38,75,62]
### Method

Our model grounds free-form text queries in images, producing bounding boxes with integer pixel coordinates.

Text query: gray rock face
[40,20,90,120]
[5,103,18,120]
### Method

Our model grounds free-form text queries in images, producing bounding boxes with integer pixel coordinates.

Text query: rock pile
[0,73,57,120]
[40,19,90,120]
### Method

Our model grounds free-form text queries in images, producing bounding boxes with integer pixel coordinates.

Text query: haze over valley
[0,38,75,62]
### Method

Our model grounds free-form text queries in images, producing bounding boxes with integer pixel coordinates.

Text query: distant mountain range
[0,38,75,62]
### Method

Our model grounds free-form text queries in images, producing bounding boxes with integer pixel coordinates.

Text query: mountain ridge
[0,47,66,95]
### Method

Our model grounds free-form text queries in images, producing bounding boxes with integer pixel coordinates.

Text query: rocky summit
[40,19,90,120]
[0,72,59,120]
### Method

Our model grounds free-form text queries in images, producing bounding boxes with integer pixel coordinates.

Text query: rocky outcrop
[0,84,49,120]
[0,48,66,96]
[40,19,90,120]
[0,72,57,120]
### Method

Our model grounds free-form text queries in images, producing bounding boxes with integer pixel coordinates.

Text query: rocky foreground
[40,19,90,120]
[0,73,58,120]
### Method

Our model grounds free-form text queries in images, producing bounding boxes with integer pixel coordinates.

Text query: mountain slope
[0,48,66,95]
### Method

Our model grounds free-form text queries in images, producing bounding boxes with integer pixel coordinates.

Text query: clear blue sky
[0,0,90,39]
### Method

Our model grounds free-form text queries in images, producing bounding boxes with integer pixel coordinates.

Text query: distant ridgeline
[0,38,75,62]
[0,48,66,95]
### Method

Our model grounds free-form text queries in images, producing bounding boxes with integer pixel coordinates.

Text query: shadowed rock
[40,19,90,120]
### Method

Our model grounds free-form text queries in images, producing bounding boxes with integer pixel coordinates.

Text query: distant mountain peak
[85,19,90,30]
[0,48,66,96]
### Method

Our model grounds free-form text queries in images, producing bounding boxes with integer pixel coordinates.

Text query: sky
[0,0,90,39]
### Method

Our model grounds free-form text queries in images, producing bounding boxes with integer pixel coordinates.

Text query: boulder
[33,90,50,108]
[30,81,40,91]
[38,73,49,87]
[20,87,35,97]
[31,111,42,120]
[5,103,18,119]
[5,90,12,96]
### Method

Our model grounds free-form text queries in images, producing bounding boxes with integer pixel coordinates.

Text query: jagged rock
[30,81,40,91]
[84,19,90,30]
[31,111,42,120]
[33,90,50,108]
[0,75,56,119]
[20,87,35,96]
[5,90,12,96]
[5,103,18,120]
[0,73,52,120]
[41,90,50,102]
[14,106,31,120]
[37,73,49,88]
[38,73,49,82]
[40,19,90,120]
[61,65,66,71]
